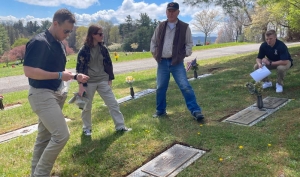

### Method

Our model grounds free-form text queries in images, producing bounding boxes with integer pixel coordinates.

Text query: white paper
[250,66,271,82]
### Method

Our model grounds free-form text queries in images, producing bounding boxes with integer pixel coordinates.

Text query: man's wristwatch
[73,74,78,80]
[269,61,272,66]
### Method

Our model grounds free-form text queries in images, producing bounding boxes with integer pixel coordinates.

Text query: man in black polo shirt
[23,9,89,177]
[254,30,293,93]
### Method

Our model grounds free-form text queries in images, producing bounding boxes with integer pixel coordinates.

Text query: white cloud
[0,15,51,26]
[0,0,224,37]
[17,0,99,9]
[73,0,201,25]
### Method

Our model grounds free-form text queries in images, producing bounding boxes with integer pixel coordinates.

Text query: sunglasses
[63,29,73,34]
[94,33,103,37]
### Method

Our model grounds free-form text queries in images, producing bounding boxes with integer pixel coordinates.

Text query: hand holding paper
[250,66,271,82]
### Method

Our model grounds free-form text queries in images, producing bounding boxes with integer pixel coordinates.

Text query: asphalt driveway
[1,42,299,94]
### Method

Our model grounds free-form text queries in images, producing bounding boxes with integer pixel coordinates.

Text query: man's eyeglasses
[63,30,73,34]
[95,33,103,37]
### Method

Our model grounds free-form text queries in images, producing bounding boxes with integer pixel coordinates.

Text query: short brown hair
[53,8,76,24]
[265,30,276,37]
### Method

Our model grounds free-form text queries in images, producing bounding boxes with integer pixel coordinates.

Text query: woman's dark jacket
[76,43,114,86]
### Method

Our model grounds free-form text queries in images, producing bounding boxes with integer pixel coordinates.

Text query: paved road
[1,42,299,94]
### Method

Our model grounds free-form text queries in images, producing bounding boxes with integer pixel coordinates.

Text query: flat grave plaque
[256,97,289,109]
[188,74,212,81]
[141,144,199,177]
[225,109,267,125]
[0,118,71,144]
[116,89,156,104]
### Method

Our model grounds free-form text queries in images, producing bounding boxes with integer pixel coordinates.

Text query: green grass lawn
[192,41,251,51]
[1,45,300,177]
[0,42,251,78]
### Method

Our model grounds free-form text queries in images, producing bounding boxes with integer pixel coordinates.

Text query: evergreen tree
[0,24,10,56]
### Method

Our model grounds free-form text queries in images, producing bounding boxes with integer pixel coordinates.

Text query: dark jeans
[156,59,202,115]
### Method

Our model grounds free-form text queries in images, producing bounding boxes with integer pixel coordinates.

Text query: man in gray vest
[150,2,204,122]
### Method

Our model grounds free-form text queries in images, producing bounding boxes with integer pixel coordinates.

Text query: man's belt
[161,57,172,60]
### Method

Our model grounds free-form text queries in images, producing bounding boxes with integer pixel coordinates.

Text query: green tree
[184,0,255,38]
[131,26,153,51]
[25,21,39,35]
[136,13,152,28]
[13,20,25,34]
[11,38,29,48]
[37,20,52,33]
[109,26,121,44]
[121,13,157,52]
[4,24,18,46]
[259,0,300,35]
[75,26,88,50]
[67,26,77,51]
[243,5,270,42]
[184,0,255,20]
[96,20,113,45]
[120,15,134,40]
[0,25,10,56]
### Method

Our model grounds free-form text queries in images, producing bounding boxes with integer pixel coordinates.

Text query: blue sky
[0,0,219,36]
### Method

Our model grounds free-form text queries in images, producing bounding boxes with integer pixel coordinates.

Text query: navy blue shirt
[23,30,66,91]
[257,39,293,64]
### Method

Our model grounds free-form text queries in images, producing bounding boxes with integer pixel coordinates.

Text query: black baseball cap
[167,2,179,10]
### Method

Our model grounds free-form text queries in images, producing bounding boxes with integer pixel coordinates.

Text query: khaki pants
[28,87,69,177]
[254,61,291,85]
[81,81,125,131]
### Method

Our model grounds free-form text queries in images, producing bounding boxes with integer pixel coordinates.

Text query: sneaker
[262,81,272,89]
[152,112,167,118]
[276,83,283,93]
[193,112,204,122]
[83,129,92,136]
[116,127,132,132]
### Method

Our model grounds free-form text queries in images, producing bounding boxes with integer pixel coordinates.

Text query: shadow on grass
[59,131,125,176]
[4,47,300,176]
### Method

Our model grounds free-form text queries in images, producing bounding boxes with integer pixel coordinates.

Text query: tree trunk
[204,34,207,45]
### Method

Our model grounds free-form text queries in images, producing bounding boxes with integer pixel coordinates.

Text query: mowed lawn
[0,45,300,176]
[0,42,251,78]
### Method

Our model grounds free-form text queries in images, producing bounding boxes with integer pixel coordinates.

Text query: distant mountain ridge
[192,36,217,45]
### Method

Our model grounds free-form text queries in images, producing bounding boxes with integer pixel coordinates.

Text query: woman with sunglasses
[76,24,131,136]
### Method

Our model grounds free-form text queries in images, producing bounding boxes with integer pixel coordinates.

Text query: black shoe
[152,112,167,118]
[116,127,132,132]
[193,112,204,121]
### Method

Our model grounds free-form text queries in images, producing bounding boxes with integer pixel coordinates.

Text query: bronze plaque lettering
[259,97,288,109]
[141,144,199,177]
[226,109,267,125]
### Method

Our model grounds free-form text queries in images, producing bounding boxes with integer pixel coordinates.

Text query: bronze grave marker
[141,144,199,177]
[116,89,156,104]
[225,109,267,125]
[257,97,289,109]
